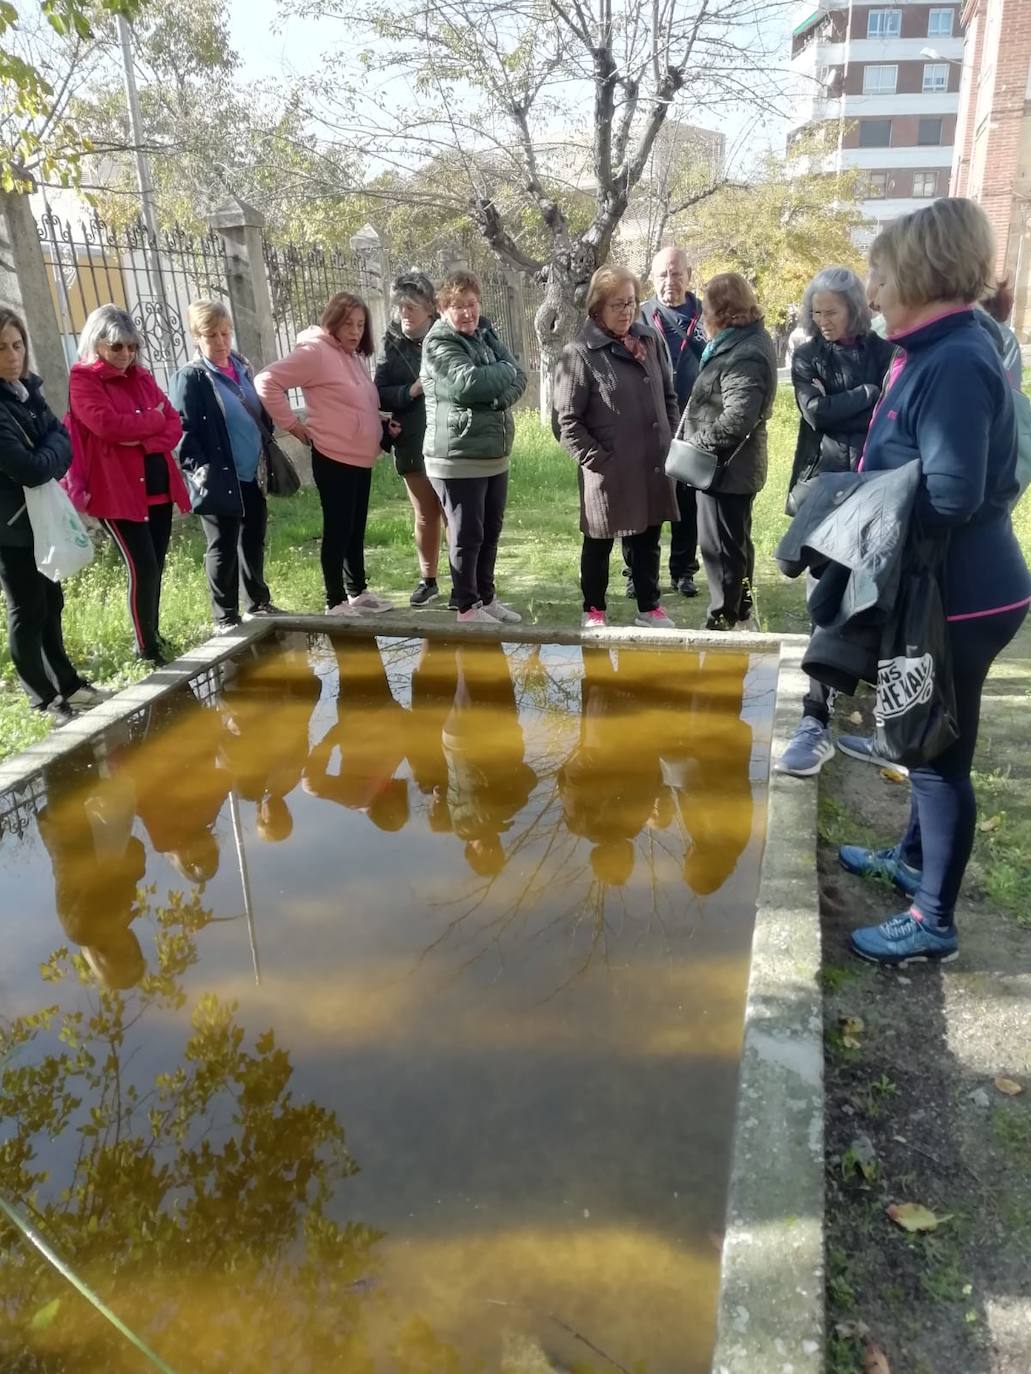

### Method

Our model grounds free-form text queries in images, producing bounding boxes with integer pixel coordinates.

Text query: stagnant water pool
[0,632,777,1373]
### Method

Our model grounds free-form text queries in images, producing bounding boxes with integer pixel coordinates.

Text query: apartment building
[789,1,965,239]
[951,0,1031,335]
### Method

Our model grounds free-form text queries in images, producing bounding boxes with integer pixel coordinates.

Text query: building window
[864,64,898,94]
[928,8,954,37]
[859,119,893,148]
[913,172,938,197]
[918,117,944,145]
[867,172,888,198]
[867,9,902,38]
[922,63,949,92]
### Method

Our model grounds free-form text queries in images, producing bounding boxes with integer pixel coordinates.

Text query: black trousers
[0,543,84,709]
[583,525,661,613]
[311,448,371,607]
[668,480,700,580]
[102,503,173,658]
[430,471,508,611]
[697,491,755,622]
[198,480,270,625]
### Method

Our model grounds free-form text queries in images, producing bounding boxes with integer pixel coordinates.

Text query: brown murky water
[0,633,776,1374]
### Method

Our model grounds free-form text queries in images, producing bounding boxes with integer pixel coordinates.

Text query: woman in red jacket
[66,305,188,666]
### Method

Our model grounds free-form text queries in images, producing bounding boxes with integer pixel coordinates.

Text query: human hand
[288,422,312,446]
[388,419,402,438]
[409,379,423,398]
[810,378,826,395]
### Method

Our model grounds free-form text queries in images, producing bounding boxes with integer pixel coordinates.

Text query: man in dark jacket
[630,246,705,598]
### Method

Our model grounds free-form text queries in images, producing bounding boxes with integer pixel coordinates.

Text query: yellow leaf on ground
[886,1202,951,1232]
[839,1015,865,1035]
[879,768,907,784]
[995,1076,1024,1097]
[862,1341,891,1374]
[848,710,864,726]
[978,814,1003,833]
[842,1035,862,1050]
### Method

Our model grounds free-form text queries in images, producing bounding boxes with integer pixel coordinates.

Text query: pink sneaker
[581,608,607,628]
[634,607,675,630]
[456,603,497,624]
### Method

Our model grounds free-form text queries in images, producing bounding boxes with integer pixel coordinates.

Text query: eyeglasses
[606,299,637,312]
[107,341,139,354]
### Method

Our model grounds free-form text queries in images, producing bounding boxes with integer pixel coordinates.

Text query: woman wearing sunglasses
[66,305,188,666]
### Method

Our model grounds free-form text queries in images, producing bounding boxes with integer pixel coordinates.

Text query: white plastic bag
[23,480,94,582]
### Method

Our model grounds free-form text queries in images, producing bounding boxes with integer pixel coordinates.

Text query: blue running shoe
[836,734,909,776]
[775,718,835,777]
[839,844,922,899]
[850,912,958,965]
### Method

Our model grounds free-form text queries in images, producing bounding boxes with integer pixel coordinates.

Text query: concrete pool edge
[0,617,826,1374]
[711,639,825,1374]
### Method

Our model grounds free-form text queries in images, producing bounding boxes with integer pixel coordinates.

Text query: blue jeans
[899,604,1028,928]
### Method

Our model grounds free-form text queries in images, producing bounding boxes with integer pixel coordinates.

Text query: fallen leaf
[978,814,1003,833]
[862,1341,891,1374]
[995,1076,1024,1097]
[879,767,907,784]
[30,1298,61,1332]
[835,1319,871,1340]
[846,1134,878,1181]
[839,1015,865,1035]
[848,710,864,726]
[887,1202,951,1233]
[842,1035,862,1050]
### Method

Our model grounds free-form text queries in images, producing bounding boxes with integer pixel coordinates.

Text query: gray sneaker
[836,733,909,777]
[775,718,835,777]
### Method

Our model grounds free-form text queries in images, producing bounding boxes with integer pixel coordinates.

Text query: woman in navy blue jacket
[171,300,282,632]
[841,199,1031,965]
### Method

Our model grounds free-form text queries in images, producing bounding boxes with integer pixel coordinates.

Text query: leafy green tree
[682,138,868,331]
[0,0,143,191]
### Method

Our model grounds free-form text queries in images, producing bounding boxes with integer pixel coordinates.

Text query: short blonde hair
[586,265,641,320]
[187,298,232,338]
[870,198,995,308]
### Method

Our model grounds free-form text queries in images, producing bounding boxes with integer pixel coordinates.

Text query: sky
[227,0,793,177]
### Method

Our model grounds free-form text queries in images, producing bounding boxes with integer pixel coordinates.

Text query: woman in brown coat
[552,264,679,629]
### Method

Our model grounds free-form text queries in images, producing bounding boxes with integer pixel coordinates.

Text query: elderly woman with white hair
[66,305,187,667]
[375,270,444,606]
[774,266,894,778]
[170,299,282,633]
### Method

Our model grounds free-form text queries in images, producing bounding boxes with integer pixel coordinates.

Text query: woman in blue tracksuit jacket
[842,198,1031,966]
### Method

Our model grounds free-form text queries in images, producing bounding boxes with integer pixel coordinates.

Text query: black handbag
[665,412,754,493]
[263,435,301,498]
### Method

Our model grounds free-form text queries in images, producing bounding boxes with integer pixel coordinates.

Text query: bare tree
[287,0,793,408]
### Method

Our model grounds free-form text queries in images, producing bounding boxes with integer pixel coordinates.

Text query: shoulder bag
[665,409,755,493]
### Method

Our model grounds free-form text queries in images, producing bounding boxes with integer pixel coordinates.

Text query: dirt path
[818,632,1031,1374]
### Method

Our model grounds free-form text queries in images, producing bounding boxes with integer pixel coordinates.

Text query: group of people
[35,637,754,989]
[2,194,1028,969]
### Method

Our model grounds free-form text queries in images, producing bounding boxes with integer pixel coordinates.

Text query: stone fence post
[0,190,70,415]
[350,223,387,345]
[208,199,277,371]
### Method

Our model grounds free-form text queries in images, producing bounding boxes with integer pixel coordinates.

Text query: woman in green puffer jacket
[421,270,527,624]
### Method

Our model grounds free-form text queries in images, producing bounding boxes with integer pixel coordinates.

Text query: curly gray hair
[799,267,871,340]
[77,304,144,363]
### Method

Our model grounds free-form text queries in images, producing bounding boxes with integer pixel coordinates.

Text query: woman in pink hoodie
[255,293,398,616]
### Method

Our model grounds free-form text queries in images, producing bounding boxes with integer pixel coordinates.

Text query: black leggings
[697,490,755,622]
[198,480,270,624]
[102,503,173,658]
[311,448,371,607]
[0,543,84,709]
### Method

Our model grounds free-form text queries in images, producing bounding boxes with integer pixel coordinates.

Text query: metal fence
[263,239,379,360]
[36,211,232,394]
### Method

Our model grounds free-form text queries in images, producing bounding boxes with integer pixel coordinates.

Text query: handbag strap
[673,403,755,463]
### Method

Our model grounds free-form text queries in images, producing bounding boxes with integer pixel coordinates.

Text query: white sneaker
[456,602,498,624]
[482,598,522,624]
[634,607,676,629]
[327,601,362,618]
[348,590,395,614]
[64,683,112,711]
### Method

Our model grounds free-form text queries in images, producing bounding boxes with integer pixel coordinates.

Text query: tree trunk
[533,243,597,423]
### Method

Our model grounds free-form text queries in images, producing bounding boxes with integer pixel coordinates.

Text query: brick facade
[840,113,958,148]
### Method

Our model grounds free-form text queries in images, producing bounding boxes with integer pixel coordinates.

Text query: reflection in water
[0,633,774,1373]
